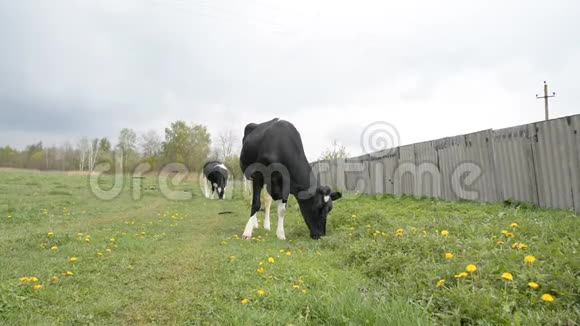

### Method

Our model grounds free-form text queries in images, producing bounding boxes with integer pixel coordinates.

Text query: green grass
[0,169,578,325]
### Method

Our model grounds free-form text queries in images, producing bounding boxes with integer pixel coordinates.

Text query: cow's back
[240,119,310,188]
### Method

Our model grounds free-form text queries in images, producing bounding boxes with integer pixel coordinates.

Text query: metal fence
[311,114,580,212]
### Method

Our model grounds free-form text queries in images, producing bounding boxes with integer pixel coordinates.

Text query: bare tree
[78,137,90,171]
[140,130,162,157]
[217,130,238,161]
[87,138,100,172]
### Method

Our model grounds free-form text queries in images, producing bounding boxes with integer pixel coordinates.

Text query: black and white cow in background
[202,161,228,200]
[240,118,342,240]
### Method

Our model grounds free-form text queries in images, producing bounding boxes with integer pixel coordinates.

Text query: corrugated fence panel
[464,130,499,202]
[382,151,399,195]
[492,124,538,205]
[344,155,372,194]
[531,117,576,210]
[413,141,441,198]
[571,115,580,212]
[435,136,466,201]
[317,160,333,188]
[395,145,416,196]
[368,157,384,195]
[335,159,346,192]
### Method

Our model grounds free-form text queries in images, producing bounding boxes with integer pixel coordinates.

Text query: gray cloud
[1,0,579,160]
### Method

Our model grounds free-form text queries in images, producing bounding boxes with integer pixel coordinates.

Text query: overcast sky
[1,0,579,160]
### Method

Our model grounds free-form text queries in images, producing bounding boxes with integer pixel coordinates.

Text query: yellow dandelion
[19,276,30,282]
[279,249,284,253]
[141,232,145,235]
[501,272,513,281]
[51,276,59,282]
[257,267,264,274]
[497,240,504,245]
[512,242,519,248]
[445,252,454,259]
[466,264,477,273]
[286,251,292,256]
[110,238,115,242]
[302,289,308,294]
[541,293,554,302]
[65,271,73,276]
[528,282,539,289]
[518,243,528,249]
[240,298,249,304]
[524,255,536,263]
[268,257,275,263]
[84,237,90,242]
[256,289,265,296]
[422,230,427,235]
[97,252,103,257]
[506,232,515,238]
[50,245,58,251]
[258,261,263,266]
[510,222,518,228]
[411,227,417,232]
[105,248,111,253]
[47,231,54,237]
[229,256,236,260]
[69,257,77,262]
[500,230,508,235]
[77,232,83,237]
[441,230,449,236]
[454,272,468,278]
[30,276,38,282]
[396,228,403,234]
[351,214,356,218]
[33,284,43,290]
[292,284,300,289]
[436,279,445,287]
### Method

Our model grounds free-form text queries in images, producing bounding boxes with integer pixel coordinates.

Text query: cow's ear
[330,192,342,201]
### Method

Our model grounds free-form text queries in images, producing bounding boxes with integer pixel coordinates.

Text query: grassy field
[0,169,578,325]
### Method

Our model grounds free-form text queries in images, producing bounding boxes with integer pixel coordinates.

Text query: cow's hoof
[277,234,286,240]
[242,235,252,240]
[264,223,271,231]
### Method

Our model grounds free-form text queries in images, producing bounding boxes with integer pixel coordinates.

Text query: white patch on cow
[324,195,330,203]
[216,163,228,171]
[276,202,286,240]
[264,194,272,230]
[217,187,222,193]
[243,214,257,239]
[213,183,217,188]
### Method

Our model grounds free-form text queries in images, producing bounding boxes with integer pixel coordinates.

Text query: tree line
[0,120,243,178]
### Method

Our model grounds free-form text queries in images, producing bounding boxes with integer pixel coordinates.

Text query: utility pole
[536,81,556,121]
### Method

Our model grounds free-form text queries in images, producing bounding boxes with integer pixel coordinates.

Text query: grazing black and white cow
[240,118,342,240]
[202,160,228,200]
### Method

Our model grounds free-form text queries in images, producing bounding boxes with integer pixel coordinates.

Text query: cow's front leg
[243,184,262,239]
[263,193,272,231]
[276,200,287,240]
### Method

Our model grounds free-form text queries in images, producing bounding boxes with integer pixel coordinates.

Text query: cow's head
[300,186,342,239]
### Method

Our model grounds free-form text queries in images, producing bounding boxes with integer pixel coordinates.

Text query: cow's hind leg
[263,193,272,231]
[276,199,288,240]
[243,180,262,239]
